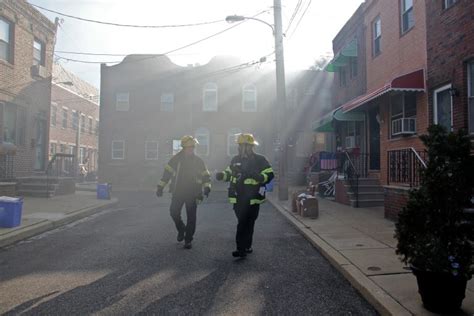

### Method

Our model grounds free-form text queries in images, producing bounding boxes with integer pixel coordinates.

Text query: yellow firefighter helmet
[236,133,259,146]
[180,135,199,148]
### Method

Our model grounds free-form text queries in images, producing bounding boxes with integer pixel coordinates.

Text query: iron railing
[387,148,427,187]
[46,153,75,198]
[340,152,360,207]
[0,154,15,180]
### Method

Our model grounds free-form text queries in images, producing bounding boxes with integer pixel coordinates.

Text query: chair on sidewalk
[318,171,337,196]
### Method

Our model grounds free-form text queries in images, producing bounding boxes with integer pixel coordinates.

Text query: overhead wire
[288,0,312,39]
[31,3,225,28]
[285,0,303,35]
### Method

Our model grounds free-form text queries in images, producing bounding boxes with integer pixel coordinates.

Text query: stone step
[16,177,60,184]
[348,191,385,200]
[345,184,384,193]
[350,199,385,208]
[356,178,381,186]
[18,183,58,191]
[18,189,55,198]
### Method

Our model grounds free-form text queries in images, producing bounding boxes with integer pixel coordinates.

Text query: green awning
[325,39,358,72]
[313,106,365,132]
[313,109,337,132]
[333,108,365,121]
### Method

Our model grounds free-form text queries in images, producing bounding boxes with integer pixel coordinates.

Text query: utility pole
[74,111,81,177]
[274,0,288,200]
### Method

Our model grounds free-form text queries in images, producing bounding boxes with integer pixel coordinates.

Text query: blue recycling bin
[0,198,23,228]
[265,179,274,192]
[97,183,112,200]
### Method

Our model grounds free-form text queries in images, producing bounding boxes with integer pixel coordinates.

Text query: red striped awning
[343,69,425,113]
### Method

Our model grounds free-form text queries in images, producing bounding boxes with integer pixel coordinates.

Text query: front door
[34,116,47,170]
[369,107,380,170]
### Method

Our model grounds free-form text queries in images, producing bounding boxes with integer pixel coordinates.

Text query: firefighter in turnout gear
[216,133,274,258]
[156,135,211,249]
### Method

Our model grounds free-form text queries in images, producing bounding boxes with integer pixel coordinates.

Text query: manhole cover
[356,244,364,247]
[367,266,382,271]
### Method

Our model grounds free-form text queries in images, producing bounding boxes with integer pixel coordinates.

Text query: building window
[468,62,474,134]
[145,141,159,160]
[116,92,130,111]
[72,111,79,130]
[60,144,66,153]
[62,108,68,128]
[172,139,182,155]
[3,103,16,143]
[433,85,453,131]
[80,114,85,133]
[112,141,125,160]
[373,17,382,57]
[160,93,174,112]
[339,67,347,87]
[401,0,414,34]
[79,147,86,164]
[203,83,218,112]
[51,105,57,126]
[50,143,57,157]
[242,84,257,112]
[391,92,417,137]
[350,58,358,79]
[443,0,457,9]
[195,128,210,156]
[88,117,93,134]
[0,17,12,63]
[227,128,241,156]
[33,39,45,66]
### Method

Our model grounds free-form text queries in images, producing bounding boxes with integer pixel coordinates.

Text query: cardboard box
[301,197,319,219]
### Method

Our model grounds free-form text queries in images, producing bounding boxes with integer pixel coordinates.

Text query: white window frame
[433,84,453,131]
[33,39,45,66]
[444,0,457,9]
[72,110,79,130]
[467,62,474,134]
[50,104,57,126]
[160,93,174,112]
[112,140,125,160]
[242,84,257,112]
[373,17,382,57]
[195,128,210,156]
[145,141,159,160]
[0,17,12,63]
[116,92,130,111]
[62,107,68,129]
[88,116,93,134]
[400,0,414,34]
[203,83,218,112]
[80,113,86,133]
[227,128,241,156]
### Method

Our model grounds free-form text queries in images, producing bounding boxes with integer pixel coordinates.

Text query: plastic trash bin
[97,183,112,200]
[0,197,23,228]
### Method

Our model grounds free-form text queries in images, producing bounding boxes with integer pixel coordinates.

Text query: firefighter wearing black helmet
[156,135,211,249]
[216,133,274,258]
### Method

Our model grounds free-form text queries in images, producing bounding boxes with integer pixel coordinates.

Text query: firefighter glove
[156,185,163,197]
[215,172,224,181]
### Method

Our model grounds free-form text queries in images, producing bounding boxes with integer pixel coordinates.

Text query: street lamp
[225,0,289,200]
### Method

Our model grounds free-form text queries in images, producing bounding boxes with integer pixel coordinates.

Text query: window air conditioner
[31,65,47,78]
[392,118,416,135]
[345,136,356,148]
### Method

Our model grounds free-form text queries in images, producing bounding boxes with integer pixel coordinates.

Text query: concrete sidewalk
[0,191,117,248]
[268,191,474,316]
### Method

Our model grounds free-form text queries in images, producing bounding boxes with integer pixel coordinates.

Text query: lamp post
[225,0,288,200]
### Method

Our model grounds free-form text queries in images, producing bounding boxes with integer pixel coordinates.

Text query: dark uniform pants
[234,203,260,251]
[170,196,197,243]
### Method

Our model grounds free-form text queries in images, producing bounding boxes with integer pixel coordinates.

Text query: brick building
[50,64,99,176]
[0,0,56,180]
[98,55,329,188]
[426,0,474,139]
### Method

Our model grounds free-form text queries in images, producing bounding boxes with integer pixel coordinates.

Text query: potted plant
[395,125,474,313]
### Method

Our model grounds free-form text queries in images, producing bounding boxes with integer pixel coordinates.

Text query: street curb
[0,198,118,248]
[267,196,411,316]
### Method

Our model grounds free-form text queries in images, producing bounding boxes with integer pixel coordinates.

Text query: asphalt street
[0,191,378,315]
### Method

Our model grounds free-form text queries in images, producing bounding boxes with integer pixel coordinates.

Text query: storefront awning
[325,39,358,72]
[342,69,425,113]
[313,106,365,132]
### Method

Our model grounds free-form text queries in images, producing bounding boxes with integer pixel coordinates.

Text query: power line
[31,3,225,28]
[285,0,303,34]
[54,11,268,65]
[288,0,312,39]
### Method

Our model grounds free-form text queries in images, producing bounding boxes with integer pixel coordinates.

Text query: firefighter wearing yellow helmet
[156,135,211,249]
[216,133,274,258]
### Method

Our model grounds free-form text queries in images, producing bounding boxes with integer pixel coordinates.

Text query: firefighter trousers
[234,203,260,251]
[170,195,197,243]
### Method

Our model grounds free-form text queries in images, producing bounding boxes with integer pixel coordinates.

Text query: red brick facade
[383,185,410,221]
[50,64,99,174]
[0,0,56,178]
